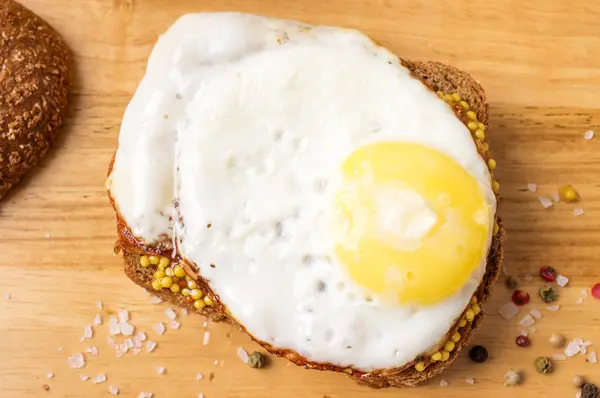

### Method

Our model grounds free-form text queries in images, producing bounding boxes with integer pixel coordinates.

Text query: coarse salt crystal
[146,341,157,353]
[581,289,589,298]
[170,320,180,330]
[165,308,177,320]
[109,317,121,335]
[556,275,569,287]
[181,308,188,316]
[199,394,204,398]
[45,233,51,238]
[527,183,538,193]
[552,192,560,202]
[547,305,560,311]
[152,322,165,336]
[439,380,448,387]
[528,326,537,334]
[203,331,210,345]
[584,130,595,140]
[524,274,533,282]
[577,391,582,398]
[118,309,129,323]
[565,340,582,357]
[107,336,116,345]
[84,325,93,339]
[539,196,553,208]
[138,393,153,398]
[529,308,542,319]
[93,373,107,384]
[120,343,129,354]
[68,353,86,369]
[574,208,584,216]
[552,353,567,361]
[576,297,585,304]
[46,372,54,379]
[498,302,520,320]
[80,374,89,381]
[581,341,593,354]
[465,377,475,385]
[86,346,99,356]
[203,321,208,328]
[213,359,219,365]
[157,367,166,375]
[237,347,249,363]
[120,322,135,336]
[138,332,147,341]
[132,348,142,355]
[149,296,162,304]
[94,314,103,325]
[3,292,10,301]
[520,330,528,337]
[519,314,535,327]
[96,301,103,309]
[196,373,204,381]
[589,352,597,363]
[109,385,119,395]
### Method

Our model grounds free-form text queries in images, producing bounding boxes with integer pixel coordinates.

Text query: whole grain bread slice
[114,60,504,388]
[0,0,71,200]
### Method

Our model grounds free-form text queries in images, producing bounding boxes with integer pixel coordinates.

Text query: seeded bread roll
[0,0,71,200]
[111,61,505,388]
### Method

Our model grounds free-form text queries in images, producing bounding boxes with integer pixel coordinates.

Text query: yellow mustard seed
[444,341,456,352]
[478,122,485,130]
[149,255,160,265]
[458,319,467,327]
[160,276,173,288]
[170,284,181,293]
[165,268,174,277]
[431,351,442,361]
[441,351,450,361]
[451,332,461,342]
[188,280,198,289]
[173,265,186,278]
[139,256,150,267]
[459,100,469,111]
[414,362,426,372]
[488,158,497,170]
[467,121,478,132]
[194,299,206,310]
[465,309,475,321]
[159,256,170,268]
[191,289,203,300]
[153,269,166,279]
[443,94,453,103]
[492,180,500,193]
[466,110,477,121]
[437,91,443,97]
[451,93,461,103]
[151,279,162,291]
[472,303,482,315]
[181,288,190,297]
[204,296,214,306]
[493,222,500,235]
[185,275,192,281]
[558,185,579,203]
[475,129,486,140]
[471,296,477,304]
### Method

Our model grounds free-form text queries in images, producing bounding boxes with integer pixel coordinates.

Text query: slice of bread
[0,0,71,200]
[112,60,504,388]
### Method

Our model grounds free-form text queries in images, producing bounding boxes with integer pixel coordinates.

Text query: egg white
[108,12,496,370]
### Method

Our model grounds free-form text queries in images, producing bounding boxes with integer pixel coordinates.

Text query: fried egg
[108,12,496,371]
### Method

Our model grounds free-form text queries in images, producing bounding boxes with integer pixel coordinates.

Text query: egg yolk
[334,142,490,305]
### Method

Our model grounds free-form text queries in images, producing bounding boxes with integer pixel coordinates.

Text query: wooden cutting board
[1,0,599,397]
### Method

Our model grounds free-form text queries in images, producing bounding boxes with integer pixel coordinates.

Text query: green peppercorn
[534,356,553,374]
[247,351,266,369]
[505,275,519,290]
[539,285,559,303]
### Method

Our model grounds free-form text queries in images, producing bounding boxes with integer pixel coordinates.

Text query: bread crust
[0,0,71,200]
[110,60,504,388]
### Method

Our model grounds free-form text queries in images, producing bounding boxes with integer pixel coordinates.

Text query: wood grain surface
[1,0,600,397]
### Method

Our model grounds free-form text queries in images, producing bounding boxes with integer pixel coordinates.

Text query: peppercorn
[512,290,530,306]
[505,275,519,290]
[516,335,531,347]
[534,356,553,374]
[42,384,50,391]
[539,285,558,303]
[247,351,266,368]
[549,333,565,348]
[469,345,488,363]
[581,383,600,398]
[503,369,521,387]
[572,375,586,388]
[540,266,557,282]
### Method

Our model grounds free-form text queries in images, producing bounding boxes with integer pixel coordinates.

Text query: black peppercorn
[581,383,600,398]
[468,345,488,363]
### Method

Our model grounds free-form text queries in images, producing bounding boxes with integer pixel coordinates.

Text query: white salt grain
[552,192,560,202]
[524,274,533,282]
[577,391,582,398]
[152,322,165,336]
[203,320,208,328]
[539,196,554,208]
[170,320,180,330]
[581,341,593,354]
[203,331,210,345]
[181,308,188,316]
[520,329,529,337]
[213,359,219,365]
[528,326,537,334]
[138,332,147,341]
[199,394,204,398]
[498,302,520,320]
[132,348,142,355]
[93,373,107,384]
[68,353,86,369]
[109,317,121,335]
[581,289,589,298]
[109,385,119,395]
[138,393,153,398]
[527,183,538,193]
[80,375,89,381]
[584,130,595,140]
[552,353,567,361]
[118,309,129,323]
[519,314,535,327]
[94,314,103,325]
[46,372,54,379]
[565,340,582,357]
[120,322,135,336]
[84,325,93,339]
[556,275,569,287]
[146,341,157,353]
[86,346,99,356]
[547,305,560,311]
[96,301,103,309]
[439,380,448,387]
[157,367,166,375]
[149,296,163,304]
[165,308,177,320]
[574,208,585,216]
[465,377,475,385]
[3,292,10,301]
[196,373,204,381]
[576,297,585,304]
[237,347,249,363]
[589,352,597,363]
[529,309,542,319]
